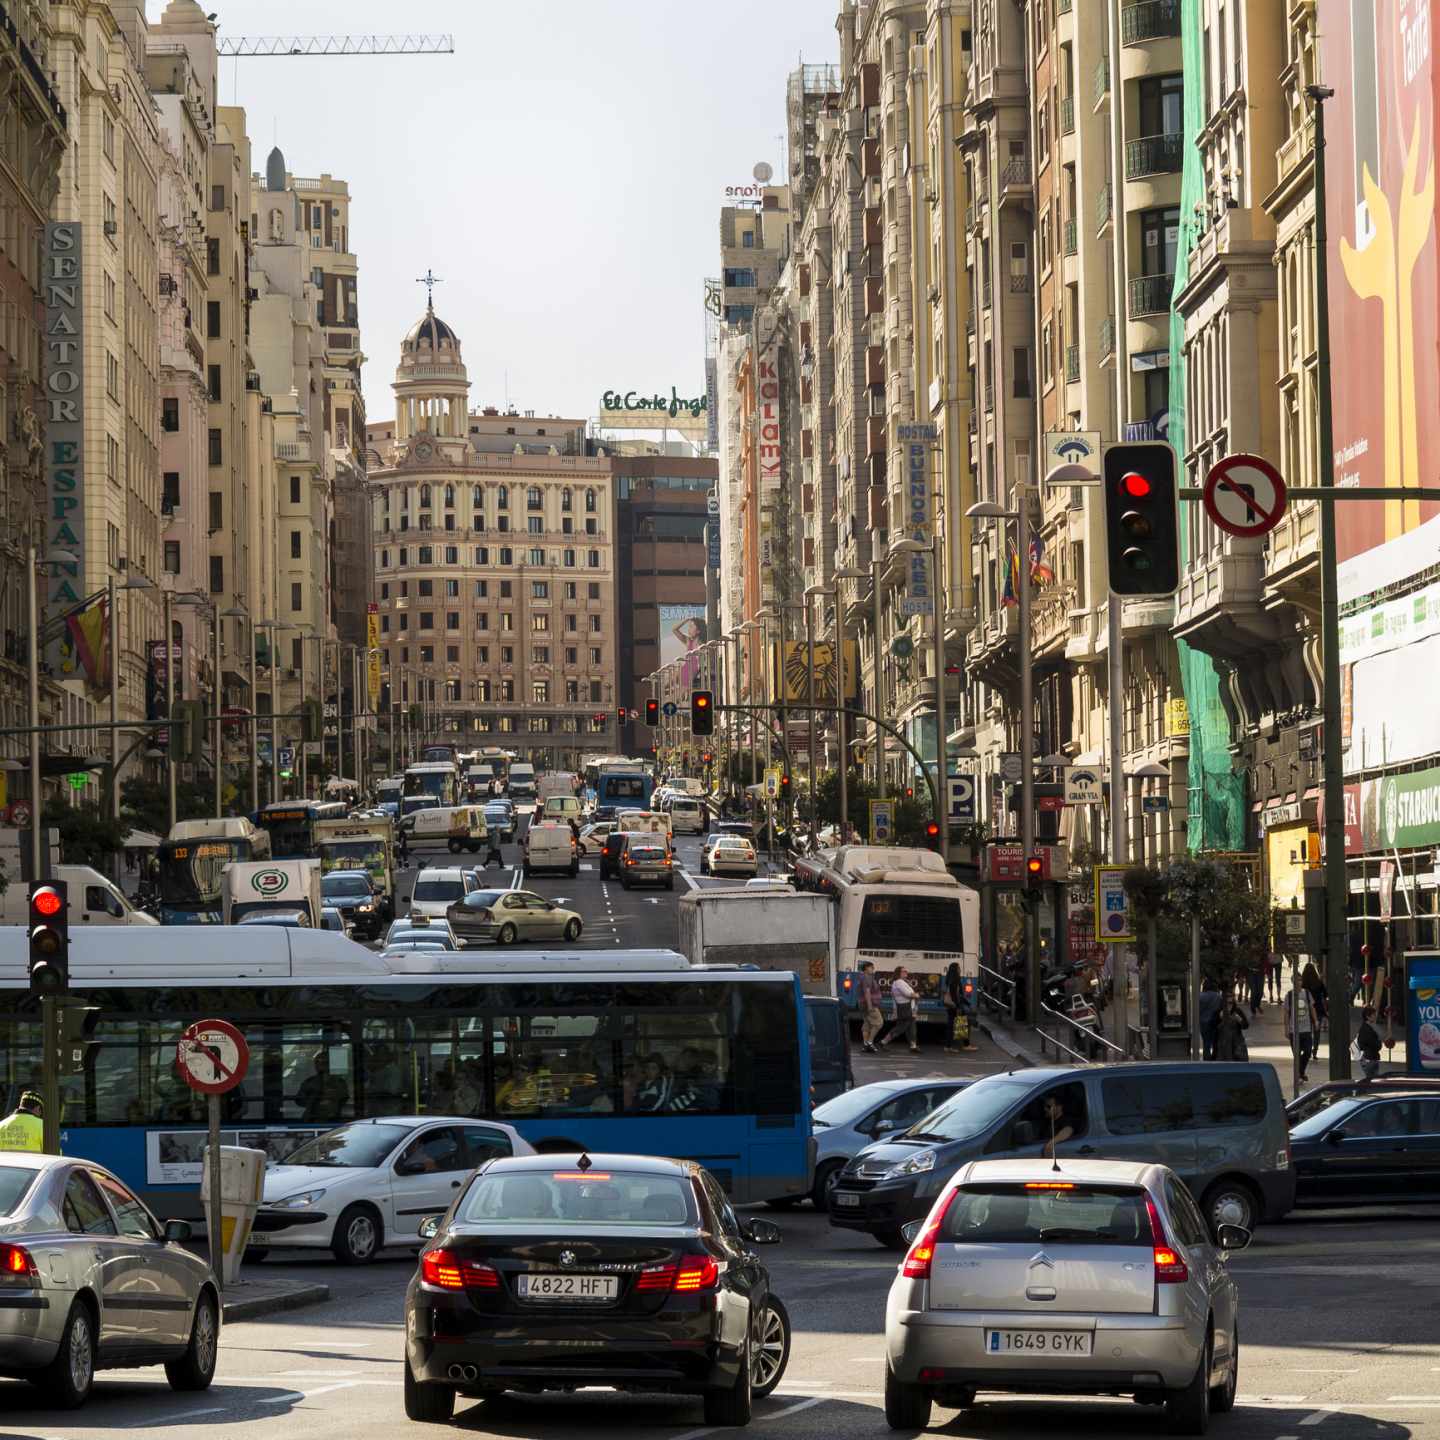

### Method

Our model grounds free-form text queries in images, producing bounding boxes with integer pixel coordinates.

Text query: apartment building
[367,311,619,769]
[0,0,66,782]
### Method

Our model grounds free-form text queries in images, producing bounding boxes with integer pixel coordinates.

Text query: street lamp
[25,547,76,876]
[104,572,156,823]
[221,605,254,812]
[834,564,883,797]
[1131,760,1170,866]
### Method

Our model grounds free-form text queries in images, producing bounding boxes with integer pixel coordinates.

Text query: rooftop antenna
[1050,1104,1061,1174]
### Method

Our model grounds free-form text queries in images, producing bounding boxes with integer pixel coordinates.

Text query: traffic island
[221,1275,331,1323]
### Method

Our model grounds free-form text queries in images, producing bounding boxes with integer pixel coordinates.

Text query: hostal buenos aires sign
[601,388,708,419]
[898,423,937,616]
[43,223,84,658]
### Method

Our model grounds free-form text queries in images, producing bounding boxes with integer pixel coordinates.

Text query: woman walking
[880,967,919,1054]
[1213,994,1250,1062]
[942,962,963,1053]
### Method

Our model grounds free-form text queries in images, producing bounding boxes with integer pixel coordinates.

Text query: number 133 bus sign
[176,1019,250,1095]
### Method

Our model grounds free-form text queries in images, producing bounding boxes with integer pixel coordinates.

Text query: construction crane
[217,35,454,58]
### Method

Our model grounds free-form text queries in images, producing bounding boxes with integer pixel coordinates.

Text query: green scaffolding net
[1168,0,1245,853]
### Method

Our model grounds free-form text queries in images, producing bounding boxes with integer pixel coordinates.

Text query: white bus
[822,847,980,1027]
[403,761,460,808]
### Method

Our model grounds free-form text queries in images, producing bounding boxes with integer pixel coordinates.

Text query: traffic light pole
[40,994,58,1153]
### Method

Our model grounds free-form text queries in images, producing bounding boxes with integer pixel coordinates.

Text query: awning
[123,829,163,849]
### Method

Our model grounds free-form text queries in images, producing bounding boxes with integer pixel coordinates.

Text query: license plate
[517,1273,617,1303]
[985,1329,1093,1356]
[832,1192,860,1208]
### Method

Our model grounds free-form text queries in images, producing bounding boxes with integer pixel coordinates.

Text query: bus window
[282,1030,355,1124]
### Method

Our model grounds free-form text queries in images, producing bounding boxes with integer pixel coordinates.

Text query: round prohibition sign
[1202,453,1287,539]
[177,1018,250,1095]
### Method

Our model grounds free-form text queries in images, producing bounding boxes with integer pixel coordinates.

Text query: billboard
[1321,2,1440,566]
[777,640,861,705]
[658,603,707,689]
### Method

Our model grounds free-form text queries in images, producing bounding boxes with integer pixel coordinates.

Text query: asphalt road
[21,818,1436,1437]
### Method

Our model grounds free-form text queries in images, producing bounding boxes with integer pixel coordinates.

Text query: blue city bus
[256,799,349,859]
[155,829,272,924]
[595,766,654,812]
[0,956,812,1215]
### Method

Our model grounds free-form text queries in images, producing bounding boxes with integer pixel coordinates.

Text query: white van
[541,795,584,826]
[667,796,707,835]
[523,821,578,878]
[406,804,487,853]
[222,860,321,927]
[0,865,159,928]
[507,762,537,803]
[408,866,476,919]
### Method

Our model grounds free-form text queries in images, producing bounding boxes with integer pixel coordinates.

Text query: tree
[41,800,130,869]
[120,776,214,837]
[1124,855,1270,991]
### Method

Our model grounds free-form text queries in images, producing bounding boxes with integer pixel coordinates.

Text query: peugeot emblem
[1028,1251,1054,1270]
[559,1250,577,1269]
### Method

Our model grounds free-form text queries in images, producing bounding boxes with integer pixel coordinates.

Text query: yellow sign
[777,640,861,705]
[1165,697,1190,738]
[366,605,381,709]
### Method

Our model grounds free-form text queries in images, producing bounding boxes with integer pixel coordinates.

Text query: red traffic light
[694,693,710,711]
[1121,471,1152,498]
[31,888,62,919]
[924,821,940,837]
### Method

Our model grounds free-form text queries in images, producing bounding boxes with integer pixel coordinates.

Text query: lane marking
[1299,1406,1342,1425]
[279,1368,360,1377]
[671,1393,826,1440]
[680,867,700,891]
[121,1406,227,1426]
[257,1391,305,1406]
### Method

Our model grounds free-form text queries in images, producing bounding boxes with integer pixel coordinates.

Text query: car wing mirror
[1325,1128,1347,1146]
[899,1219,923,1246]
[1215,1223,1251,1253]
[163,1219,193,1243]
[740,1218,782,1245]
[417,1215,442,1241]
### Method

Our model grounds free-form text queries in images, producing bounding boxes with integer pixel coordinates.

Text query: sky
[147,0,840,428]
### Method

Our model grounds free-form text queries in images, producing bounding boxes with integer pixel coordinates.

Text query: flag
[1001,545,1019,607]
[65,597,110,692]
[1029,534,1055,586]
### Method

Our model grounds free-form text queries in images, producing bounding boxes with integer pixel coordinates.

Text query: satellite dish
[752,161,774,184]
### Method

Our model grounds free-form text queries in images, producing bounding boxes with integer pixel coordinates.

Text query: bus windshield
[259,803,347,859]
[857,892,963,951]
[157,838,253,909]
[600,773,650,803]
[319,839,386,876]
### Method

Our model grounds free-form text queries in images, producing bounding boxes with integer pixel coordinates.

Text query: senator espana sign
[43,223,85,658]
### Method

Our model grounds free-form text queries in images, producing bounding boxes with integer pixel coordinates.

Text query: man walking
[0,1091,44,1152]
[857,961,884,1054]
[881,966,919,1054]
[1198,977,1223,1061]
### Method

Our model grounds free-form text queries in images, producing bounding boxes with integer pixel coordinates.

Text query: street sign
[890,633,915,660]
[1064,765,1103,805]
[947,775,976,823]
[999,751,1022,784]
[706,492,720,516]
[1202,453,1287,539]
[277,746,295,774]
[8,801,31,829]
[1094,864,1134,943]
[869,799,895,844]
[1141,794,1170,813]
[1044,429,1101,476]
[662,701,678,718]
[763,767,781,799]
[176,1019,250,1095]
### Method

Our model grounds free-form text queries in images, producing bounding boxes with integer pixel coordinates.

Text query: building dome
[403,308,459,349]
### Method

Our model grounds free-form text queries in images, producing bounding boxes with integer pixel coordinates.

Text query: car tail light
[1145,1197,1189,1283]
[479,909,493,922]
[901,1189,959,1280]
[674,1255,719,1291]
[421,1248,499,1290]
[0,1244,38,1284]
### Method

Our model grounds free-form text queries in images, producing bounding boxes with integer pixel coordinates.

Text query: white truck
[222,860,321,927]
[0,864,158,928]
[315,816,396,918]
[676,888,837,997]
[507,762,537,804]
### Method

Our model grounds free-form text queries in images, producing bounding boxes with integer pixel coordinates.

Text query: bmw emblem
[559,1250,577,1269]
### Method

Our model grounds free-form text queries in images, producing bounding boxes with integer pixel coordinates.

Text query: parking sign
[1094,864,1134,943]
[869,800,895,844]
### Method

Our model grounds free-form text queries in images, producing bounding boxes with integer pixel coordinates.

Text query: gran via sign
[43,222,85,667]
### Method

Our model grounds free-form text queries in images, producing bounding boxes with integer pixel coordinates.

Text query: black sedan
[403,1153,791,1427]
[1289,1088,1440,1208]
[320,869,383,940]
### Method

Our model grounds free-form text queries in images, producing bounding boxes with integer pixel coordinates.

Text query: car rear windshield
[630,846,665,861]
[459,1170,696,1227]
[0,1166,35,1215]
[939,1183,1151,1245]
[284,1123,412,1168]
[413,879,464,902]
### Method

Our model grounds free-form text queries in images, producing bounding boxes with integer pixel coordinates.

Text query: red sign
[1202,454,1287,539]
[176,1019,250,1095]
[7,801,31,829]
[1317,782,1362,857]
[1038,795,1067,811]
[986,844,1025,882]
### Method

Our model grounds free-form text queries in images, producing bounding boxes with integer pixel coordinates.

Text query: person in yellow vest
[0,1091,44,1152]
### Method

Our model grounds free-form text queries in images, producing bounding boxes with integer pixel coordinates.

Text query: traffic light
[28,880,69,995]
[616,707,626,728]
[779,773,792,799]
[1025,854,1045,887]
[691,690,714,736]
[703,750,714,766]
[301,698,324,744]
[905,785,914,800]
[923,820,941,850]
[645,697,659,726]
[1102,441,1179,596]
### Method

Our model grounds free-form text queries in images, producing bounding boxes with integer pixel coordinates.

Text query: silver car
[884,1158,1247,1435]
[0,1153,219,1408]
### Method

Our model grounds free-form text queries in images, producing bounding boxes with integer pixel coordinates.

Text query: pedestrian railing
[977,962,1015,1019]
[1037,999,1127,1063]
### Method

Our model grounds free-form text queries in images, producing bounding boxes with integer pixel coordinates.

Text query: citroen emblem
[1028,1251,1054,1270]
[559,1250,577,1269]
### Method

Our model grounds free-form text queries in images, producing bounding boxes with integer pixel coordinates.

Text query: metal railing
[1122,0,1182,45]
[1063,217,1077,255]
[1095,182,1112,230]
[977,962,1015,1019]
[1059,95,1075,135]
[1065,344,1079,382]
[1037,1000,1127,1063]
[1099,314,1116,359]
[1128,272,1174,317]
[1125,132,1183,179]
[1093,55,1109,104]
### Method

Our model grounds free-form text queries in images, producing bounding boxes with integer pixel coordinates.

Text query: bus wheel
[447,840,461,854]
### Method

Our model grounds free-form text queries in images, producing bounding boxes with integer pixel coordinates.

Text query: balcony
[1065,345,1079,383]
[865,415,886,457]
[862,137,881,179]
[999,156,1031,205]
[982,277,993,308]
[1128,273,1174,317]
[1095,182,1112,231]
[864,275,884,315]
[1093,56,1109,106]
[1058,0,1072,10]
[1059,95,1075,135]
[984,384,995,413]
[965,203,975,230]
[1009,271,1032,294]
[865,344,885,388]
[863,205,883,249]
[1125,132,1183,179]
[1099,315,1116,360]
[1063,217,1077,255]
[1121,0,1181,45]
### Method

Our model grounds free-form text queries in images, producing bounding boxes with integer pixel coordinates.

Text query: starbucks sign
[1363,766,1440,851]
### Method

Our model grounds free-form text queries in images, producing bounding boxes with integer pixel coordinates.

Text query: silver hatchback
[884,1158,1247,1435]
[0,1153,219,1409]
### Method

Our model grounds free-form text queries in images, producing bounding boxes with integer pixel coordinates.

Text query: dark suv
[598,829,629,881]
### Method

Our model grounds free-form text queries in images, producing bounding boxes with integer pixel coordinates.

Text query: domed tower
[393,301,470,450]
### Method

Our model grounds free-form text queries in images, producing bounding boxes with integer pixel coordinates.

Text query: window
[290,530,302,559]
[564,548,577,567]
[419,611,435,630]
[419,579,434,597]
[104,272,116,320]
[208,491,223,531]
[1138,74,1183,137]
[499,548,513,565]
[563,582,577,600]
[208,428,222,465]
[94,1172,159,1240]
[163,540,180,574]
[501,646,514,664]
[445,579,460,598]
[531,614,549,633]
[291,582,303,612]
[527,487,543,510]
[1100,1074,1265,1135]
[496,485,509,508]
[102,113,115,162]
[565,647,578,665]
[561,488,573,512]
[1139,206,1180,277]
[587,550,600,569]
[742,231,755,248]
[566,679,579,703]
[476,613,489,631]
[420,646,434,663]
[106,351,119,400]
[206,237,220,275]
[589,615,602,633]
[589,679,603,703]
[562,516,573,534]
[420,484,432,507]
[533,646,549,663]
[532,581,549,599]
[446,613,460,631]
[588,583,601,600]
[444,485,455,507]
[1013,346,1032,399]
[500,679,515,701]
[62,1171,115,1236]
[500,613,514,632]
[532,681,549,704]
[475,580,488,598]
[528,516,543,534]
[529,548,544,565]
[590,647,602,665]
[290,475,302,504]
[207,364,221,402]
[585,517,598,535]
[162,397,180,433]
[209,555,224,593]
[475,547,489,565]
[565,613,577,632]
[206,300,221,338]
[585,488,597,513]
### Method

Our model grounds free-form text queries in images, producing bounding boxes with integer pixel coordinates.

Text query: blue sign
[662,702,678,718]
[278,747,295,773]
[947,774,976,823]
[1405,952,1440,1076]
[706,521,721,572]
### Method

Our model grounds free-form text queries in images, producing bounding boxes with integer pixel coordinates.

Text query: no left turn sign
[1202,454,1287,539]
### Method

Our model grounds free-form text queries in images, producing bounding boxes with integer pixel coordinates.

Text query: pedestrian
[942,962,963,1052]
[1301,960,1328,1063]
[1214,995,1250,1061]
[881,966,919,1054]
[483,826,505,870]
[1246,956,1265,1017]
[0,1091,44,1152]
[1265,951,1279,1004]
[1198,977,1223,1061]
[856,961,884,1054]
[1285,977,1317,1083]
[396,827,410,869]
[1356,1005,1383,1079]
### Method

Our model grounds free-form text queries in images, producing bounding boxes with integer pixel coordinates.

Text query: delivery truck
[222,860,321,927]
[676,888,836,996]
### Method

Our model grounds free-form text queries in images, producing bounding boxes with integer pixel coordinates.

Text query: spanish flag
[65,597,110,693]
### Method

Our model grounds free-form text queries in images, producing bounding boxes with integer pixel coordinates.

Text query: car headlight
[882,1150,936,1180]
[357,902,373,912]
[271,1188,327,1209]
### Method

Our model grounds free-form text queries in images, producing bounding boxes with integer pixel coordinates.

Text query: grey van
[828,1062,1294,1247]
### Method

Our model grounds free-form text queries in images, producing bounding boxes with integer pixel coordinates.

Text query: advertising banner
[777,639,861,705]
[658,604,707,689]
[897,423,937,616]
[1359,764,1440,851]
[1406,951,1440,1075]
[366,603,381,708]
